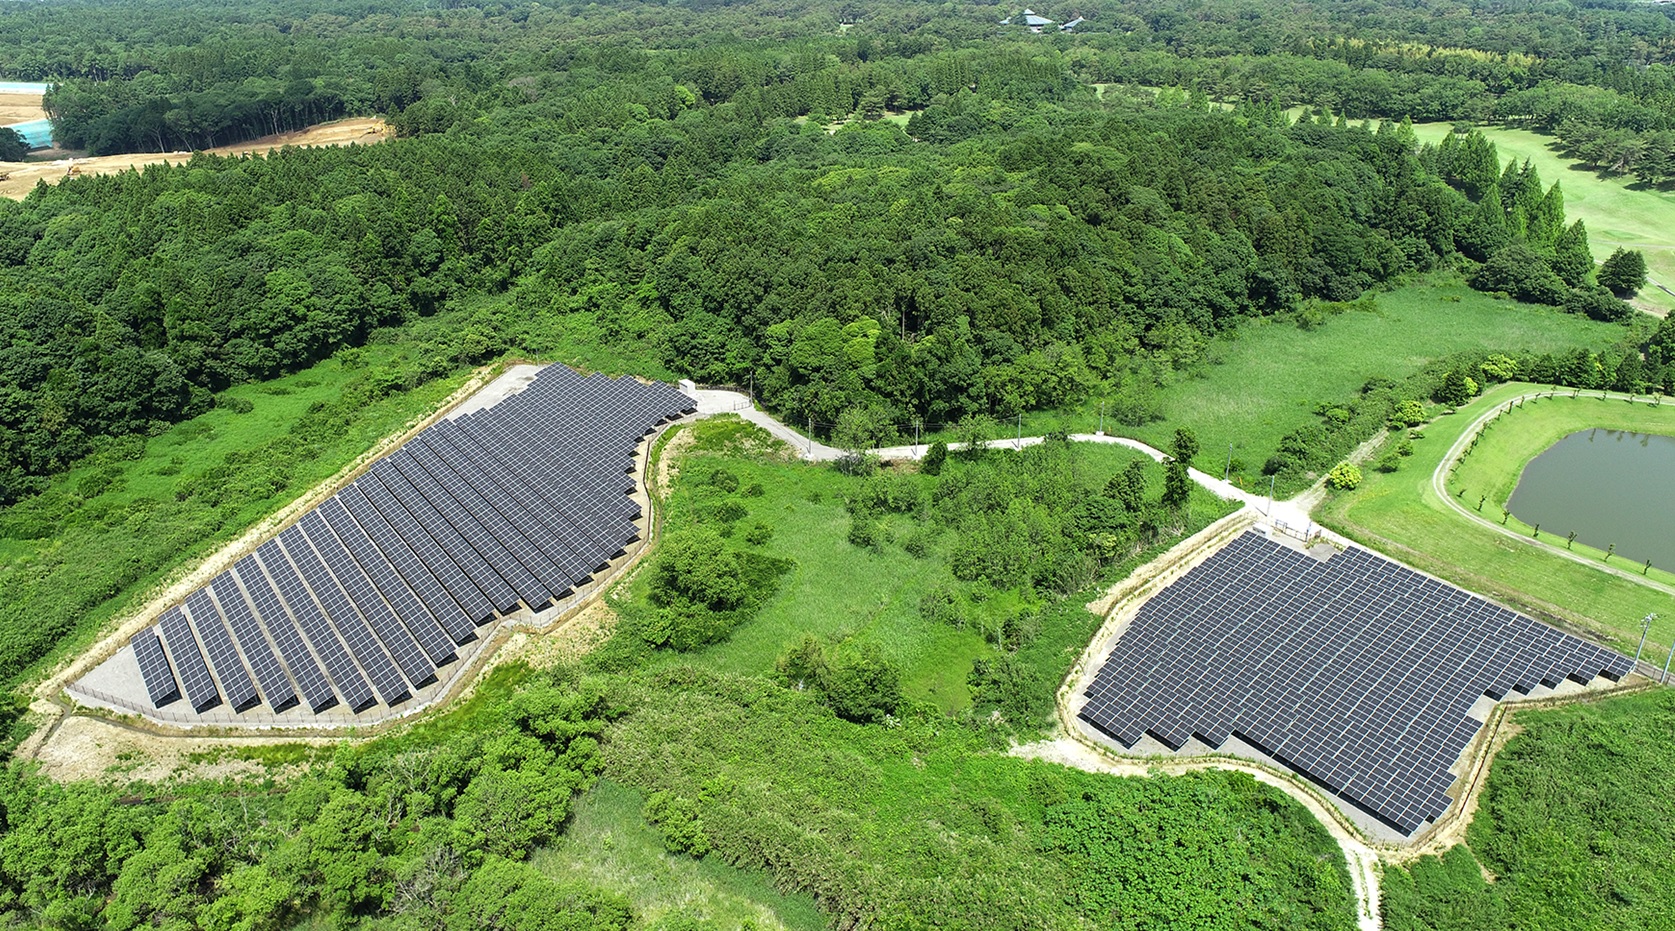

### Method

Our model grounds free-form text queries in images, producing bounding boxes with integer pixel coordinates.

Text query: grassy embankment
[1317,381,1675,654]
[1004,277,1624,493]
[1448,390,1675,561]
[1384,688,1675,931]
[1411,121,1675,316]
[0,347,472,708]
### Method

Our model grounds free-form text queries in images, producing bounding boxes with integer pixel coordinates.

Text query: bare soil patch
[0,117,391,199]
[0,91,45,123]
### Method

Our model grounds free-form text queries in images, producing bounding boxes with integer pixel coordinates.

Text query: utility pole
[807,416,813,459]
[1016,413,1022,449]
[1224,443,1233,481]
[1635,614,1658,668]
[1098,401,1106,436]
[913,418,921,456]
[1268,473,1276,514]
[1664,637,1675,684]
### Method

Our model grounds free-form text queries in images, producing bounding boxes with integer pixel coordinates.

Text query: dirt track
[0,117,391,199]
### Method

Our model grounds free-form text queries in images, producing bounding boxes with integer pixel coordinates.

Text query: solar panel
[258,538,381,712]
[131,629,181,708]
[1078,531,1633,834]
[279,526,412,706]
[158,607,221,712]
[183,590,262,713]
[104,365,693,720]
[209,576,299,713]
[233,557,338,713]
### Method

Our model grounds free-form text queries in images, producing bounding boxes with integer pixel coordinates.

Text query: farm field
[0,117,390,199]
[1411,121,1675,316]
[1383,688,1675,931]
[1317,381,1675,655]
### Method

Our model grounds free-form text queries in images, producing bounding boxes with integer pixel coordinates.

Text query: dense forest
[3,0,1667,507]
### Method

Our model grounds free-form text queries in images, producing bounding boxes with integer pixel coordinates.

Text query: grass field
[535,780,827,931]
[1001,278,1623,492]
[0,344,473,699]
[634,420,1234,717]
[1317,381,1675,655]
[1384,688,1675,931]
[1411,122,1675,316]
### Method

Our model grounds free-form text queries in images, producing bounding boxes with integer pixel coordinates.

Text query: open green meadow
[1317,382,1675,654]
[1011,277,1623,493]
[619,418,1236,718]
[1134,281,1620,482]
[1411,122,1675,316]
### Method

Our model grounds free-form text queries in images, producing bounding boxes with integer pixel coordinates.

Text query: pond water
[1506,428,1675,570]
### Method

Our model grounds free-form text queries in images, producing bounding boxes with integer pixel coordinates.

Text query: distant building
[1061,16,1085,31]
[999,8,1056,33]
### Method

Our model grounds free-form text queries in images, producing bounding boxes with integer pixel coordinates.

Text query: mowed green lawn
[1130,280,1619,485]
[1317,381,1675,656]
[1412,121,1675,316]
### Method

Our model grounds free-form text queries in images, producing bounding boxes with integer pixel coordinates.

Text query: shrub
[919,583,964,628]
[847,517,883,551]
[706,468,740,493]
[743,522,772,545]
[642,791,710,857]
[1326,463,1362,490]
[922,440,948,476]
[1391,400,1426,427]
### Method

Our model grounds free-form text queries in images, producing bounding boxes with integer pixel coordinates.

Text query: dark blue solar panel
[1077,530,1633,834]
[258,538,380,712]
[110,365,693,719]
[158,607,220,712]
[209,576,298,713]
[131,629,181,708]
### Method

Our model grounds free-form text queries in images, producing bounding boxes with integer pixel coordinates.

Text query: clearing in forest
[0,117,391,199]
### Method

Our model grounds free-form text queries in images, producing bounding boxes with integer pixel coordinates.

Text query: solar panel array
[125,366,693,717]
[1079,531,1633,834]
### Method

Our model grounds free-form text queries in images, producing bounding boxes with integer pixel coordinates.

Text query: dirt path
[0,117,390,199]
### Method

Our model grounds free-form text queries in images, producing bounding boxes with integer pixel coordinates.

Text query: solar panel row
[1078,531,1633,834]
[124,367,694,718]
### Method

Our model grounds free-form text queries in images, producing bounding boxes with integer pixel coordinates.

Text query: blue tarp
[5,118,52,149]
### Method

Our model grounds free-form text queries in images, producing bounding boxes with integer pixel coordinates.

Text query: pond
[1506,428,1675,570]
